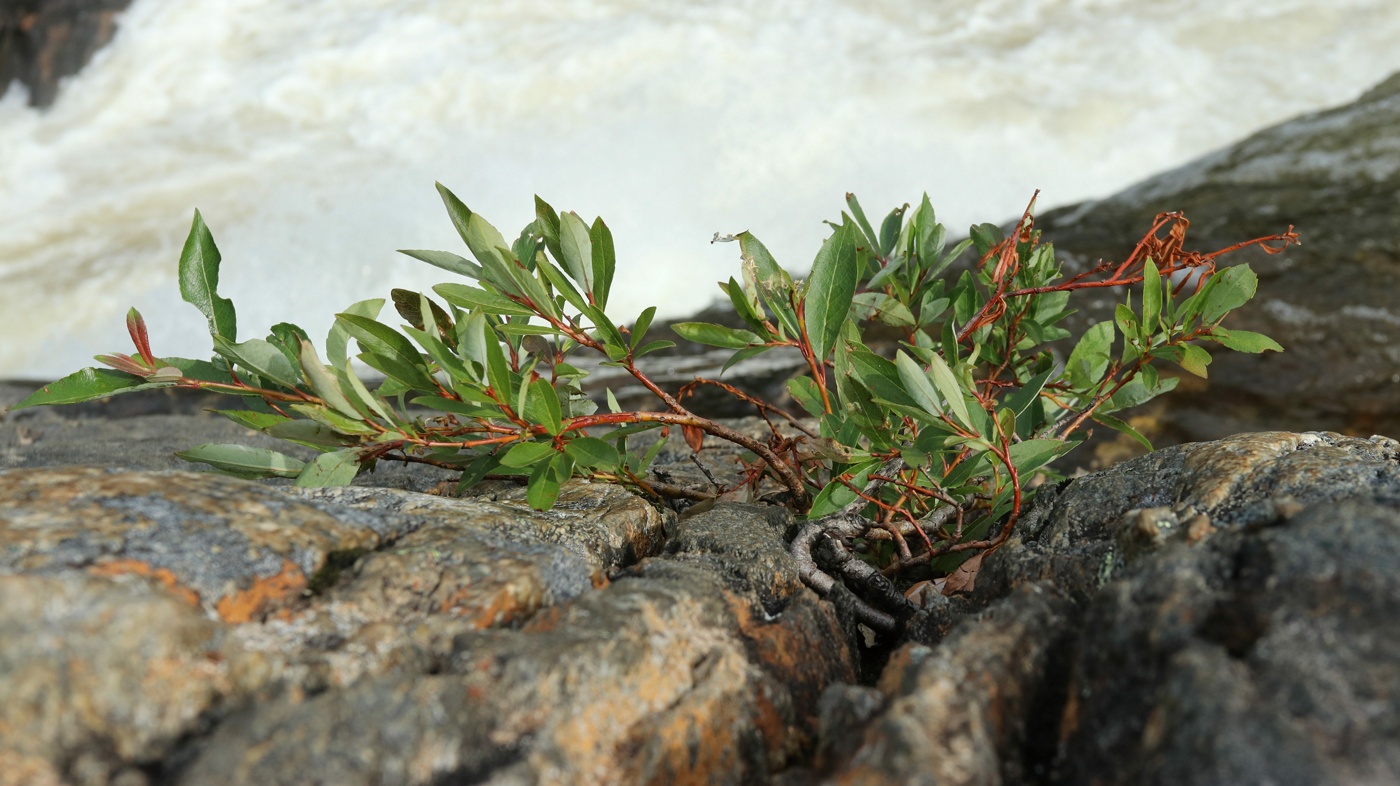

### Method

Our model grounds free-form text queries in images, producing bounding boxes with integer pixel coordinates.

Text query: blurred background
[2,0,1399,389]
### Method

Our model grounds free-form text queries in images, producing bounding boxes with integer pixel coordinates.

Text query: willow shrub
[18,185,1298,625]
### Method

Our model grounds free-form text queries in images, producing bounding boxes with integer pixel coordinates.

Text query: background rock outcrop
[1037,71,1400,452]
[0,0,133,107]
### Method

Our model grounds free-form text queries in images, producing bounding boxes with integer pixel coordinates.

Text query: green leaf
[630,306,657,349]
[1066,321,1114,389]
[434,283,535,317]
[1006,438,1068,476]
[212,336,302,389]
[1199,264,1258,325]
[397,249,482,279]
[1142,258,1162,332]
[1177,343,1213,378]
[925,350,973,430]
[590,217,616,310]
[524,378,563,435]
[334,313,417,365]
[265,418,357,449]
[294,448,363,487]
[805,458,881,518]
[1003,366,1054,418]
[435,182,511,272]
[11,368,174,409]
[559,211,594,294]
[1103,375,1179,413]
[456,452,501,493]
[803,221,860,360]
[722,277,769,335]
[787,376,826,417]
[633,340,675,358]
[896,350,945,421]
[298,340,364,419]
[720,344,774,374]
[289,403,378,436]
[845,194,880,251]
[969,222,1004,257]
[176,443,305,479]
[178,209,237,342]
[1092,412,1154,451]
[500,440,556,468]
[534,196,564,262]
[341,359,397,423]
[326,298,385,370]
[1207,327,1283,353]
[483,324,514,402]
[878,205,905,258]
[526,453,569,510]
[563,437,621,469]
[535,257,591,313]
[404,324,472,383]
[358,351,440,394]
[671,322,761,349]
[213,409,288,431]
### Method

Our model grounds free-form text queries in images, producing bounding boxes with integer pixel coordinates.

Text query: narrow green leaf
[265,418,358,449]
[526,454,567,510]
[926,351,973,430]
[213,409,288,431]
[176,443,305,479]
[1092,412,1154,451]
[294,448,363,487]
[534,196,564,262]
[630,306,657,349]
[1207,327,1283,353]
[803,221,860,360]
[483,327,514,403]
[845,193,880,250]
[722,277,769,335]
[178,209,237,342]
[341,360,397,422]
[435,182,511,271]
[590,217,616,309]
[878,205,906,258]
[334,313,421,367]
[805,458,882,519]
[633,340,675,358]
[289,403,378,436]
[559,211,593,293]
[671,322,761,349]
[397,249,482,279]
[896,350,945,420]
[1142,258,1162,332]
[298,340,363,419]
[434,283,535,317]
[12,368,173,409]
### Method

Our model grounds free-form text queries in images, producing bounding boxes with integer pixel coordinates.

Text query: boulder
[818,432,1400,784]
[1036,71,1400,453]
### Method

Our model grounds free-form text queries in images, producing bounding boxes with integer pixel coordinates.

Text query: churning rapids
[3,0,1400,379]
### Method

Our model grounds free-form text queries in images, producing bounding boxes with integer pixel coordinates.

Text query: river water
[3,0,1399,379]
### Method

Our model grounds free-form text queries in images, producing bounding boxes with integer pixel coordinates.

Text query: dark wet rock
[0,0,133,108]
[821,584,1074,786]
[1038,71,1400,452]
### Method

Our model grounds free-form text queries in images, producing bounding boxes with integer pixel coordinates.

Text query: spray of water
[3,0,1398,378]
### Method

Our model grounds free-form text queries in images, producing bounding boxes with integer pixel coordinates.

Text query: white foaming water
[3,0,1399,379]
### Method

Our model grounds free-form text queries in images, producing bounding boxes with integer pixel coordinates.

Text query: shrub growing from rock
[17,186,1297,627]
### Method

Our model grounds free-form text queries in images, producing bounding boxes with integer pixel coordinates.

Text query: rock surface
[816,431,1400,785]
[0,0,133,107]
[1037,71,1400,453]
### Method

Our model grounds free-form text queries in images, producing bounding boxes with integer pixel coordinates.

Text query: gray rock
[175,503,854,785]
[1037,71,1400,451]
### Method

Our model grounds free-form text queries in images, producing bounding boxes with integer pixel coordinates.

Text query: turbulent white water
[3,0,1399,379]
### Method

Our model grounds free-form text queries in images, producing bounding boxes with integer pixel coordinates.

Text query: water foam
[3,0,1399,378]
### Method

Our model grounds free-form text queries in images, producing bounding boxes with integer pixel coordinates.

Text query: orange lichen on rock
[88,558,201,607]
[214,560,307,623]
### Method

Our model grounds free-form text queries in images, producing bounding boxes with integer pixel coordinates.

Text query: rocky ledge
[3,376,1399,784]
